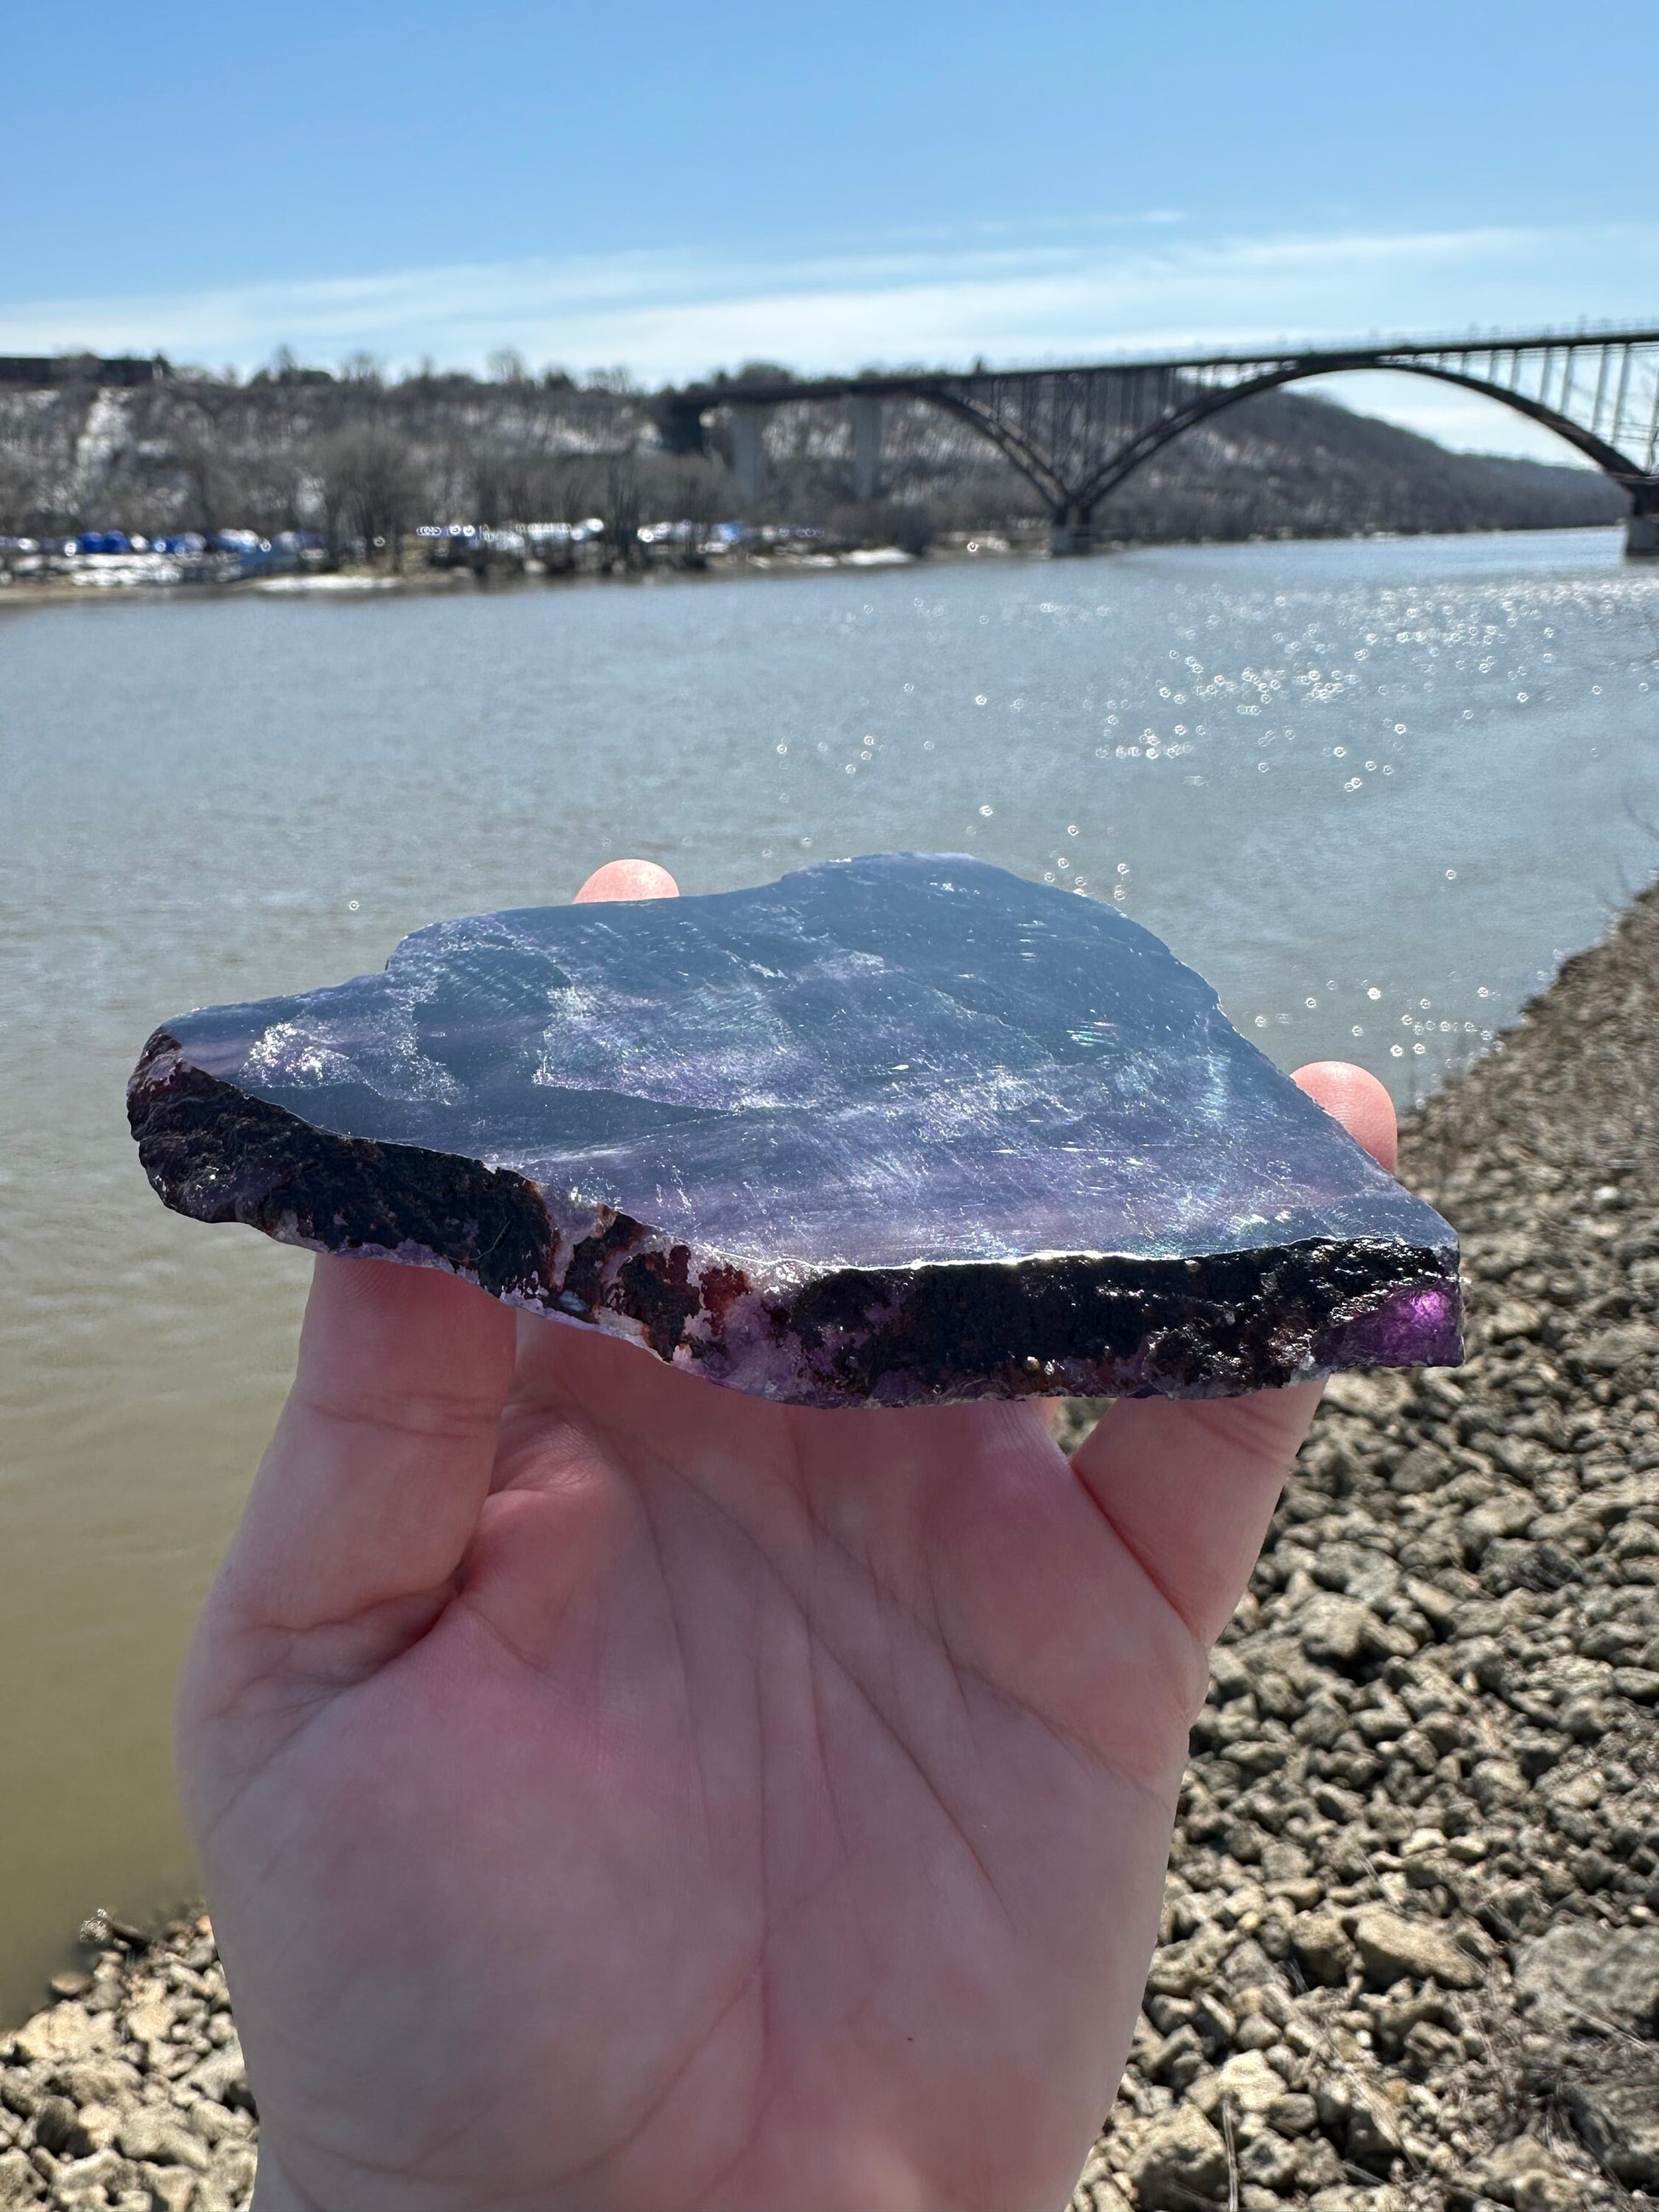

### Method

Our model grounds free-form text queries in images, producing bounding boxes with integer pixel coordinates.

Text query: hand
[176,859,1396,2212]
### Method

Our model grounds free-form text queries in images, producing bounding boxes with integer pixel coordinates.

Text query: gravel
[5,888,1658,2211]
[1066,882,1659,2209]
[0,1915,254,2209]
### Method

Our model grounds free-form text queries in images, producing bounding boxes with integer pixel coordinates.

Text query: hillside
[1089,387,1627,545]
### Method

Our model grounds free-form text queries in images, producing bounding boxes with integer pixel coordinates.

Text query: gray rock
[1515,1922,1659,2034]
[115,2114,210,2173]
[1188,1993,1236,2057]
[1127,2107,1231,2209]
[8,2007,112,2069]
[1267,2092,1317,2136]
[1344,2094,1403,2175]
[1239,2128,1299,2191]
[1289,1909,1356,1987]
[1580,1324,1659,1372]
[1298,1594,1372,1665]
[1350,1907,1478,1990]
[1214,2050,1284,2119]
[1487,1298,1542,1343]
[58,2059,141,2108]
[1558,1694,1609,1741]
[183,2045,252,2114]
[48,2147,135,2200]
[1148,2024,1206,2092]
[1221,1937,1276,1993]
[142,2167,201,2212]
[27,2097,90,2163]
[1564,2051,1659,2186]
[1469,1757,1528,1811]
[1259,1839,1309,1883]
[1474,2134,1581,2212]
[215,2145,257,2199]
[0,2149,40,2208]
[1389,1441,1452,1493]
[1292,2136,1345,2192]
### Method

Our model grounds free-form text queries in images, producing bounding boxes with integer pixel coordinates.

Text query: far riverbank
[2,512,1644,615]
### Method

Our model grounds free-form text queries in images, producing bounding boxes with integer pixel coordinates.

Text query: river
[2,524,1656,2020]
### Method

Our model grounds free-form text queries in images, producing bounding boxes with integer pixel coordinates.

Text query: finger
[574,858,679,902]
[215,1256,516,1638]
[1069,1062,1397,1648]
[1291,1059,1396,1172]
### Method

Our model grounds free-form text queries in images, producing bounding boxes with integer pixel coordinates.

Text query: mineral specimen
[128,853,1460,1407]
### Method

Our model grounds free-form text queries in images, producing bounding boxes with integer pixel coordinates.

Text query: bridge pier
[727,406,771,504]
[1050,510,1095,557]
[847,393,883,501]
[1628,498,1659,557]
[656,395,708,457]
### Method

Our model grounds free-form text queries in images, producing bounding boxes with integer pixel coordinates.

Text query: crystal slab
[128,854,1461,1407]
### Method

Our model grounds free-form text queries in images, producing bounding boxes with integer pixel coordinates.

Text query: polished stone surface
[129,854,1460,1406]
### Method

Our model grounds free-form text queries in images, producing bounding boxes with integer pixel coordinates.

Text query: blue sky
[4,0,1654,460]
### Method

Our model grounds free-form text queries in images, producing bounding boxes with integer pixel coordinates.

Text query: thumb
[211,1256,515,1649]
[200,855,681,1665]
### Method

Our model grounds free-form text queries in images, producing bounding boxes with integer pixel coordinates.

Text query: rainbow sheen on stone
[128,854,1460,1406]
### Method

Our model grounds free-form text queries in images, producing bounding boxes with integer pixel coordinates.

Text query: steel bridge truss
[671,329,1659,554]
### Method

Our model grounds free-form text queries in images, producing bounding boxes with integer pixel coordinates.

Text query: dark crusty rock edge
[127,1029,1460,1408]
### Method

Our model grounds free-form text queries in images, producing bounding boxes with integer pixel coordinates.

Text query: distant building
[0,355,168,389]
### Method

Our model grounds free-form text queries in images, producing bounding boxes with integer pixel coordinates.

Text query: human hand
[176,860,1396,2212]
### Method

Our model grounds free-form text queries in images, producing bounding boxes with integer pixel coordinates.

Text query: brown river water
[3,527,1657,2021]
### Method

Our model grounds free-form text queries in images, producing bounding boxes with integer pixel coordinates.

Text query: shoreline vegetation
[0,358,1627,610]
[5,886,1659,2209]
[0,513,1633,618]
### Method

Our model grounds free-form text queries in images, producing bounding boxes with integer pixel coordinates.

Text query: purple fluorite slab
[128,854,1460,1406]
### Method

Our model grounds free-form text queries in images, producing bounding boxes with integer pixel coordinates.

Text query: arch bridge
[663,328,1659,556]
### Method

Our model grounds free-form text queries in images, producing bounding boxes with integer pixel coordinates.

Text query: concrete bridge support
[1049,510,1095,557]
[728,407,771,504]
[1628,496,1659,557]
[847,394,883,501]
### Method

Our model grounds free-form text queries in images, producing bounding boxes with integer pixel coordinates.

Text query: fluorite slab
[129,854,1460,1407]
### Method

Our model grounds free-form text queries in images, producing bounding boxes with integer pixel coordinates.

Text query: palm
[186,1308,1211,2212]
[177,865,1395,2212]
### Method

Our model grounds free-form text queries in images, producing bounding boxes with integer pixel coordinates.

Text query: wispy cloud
[4,217,1653,459]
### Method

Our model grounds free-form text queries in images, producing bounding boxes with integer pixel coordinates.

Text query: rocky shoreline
[0,1913,252,2210]
[1064,880,1659,2209]
[5,887,1659,2210]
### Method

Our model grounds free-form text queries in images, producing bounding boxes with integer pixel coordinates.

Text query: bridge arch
[1069,359,1652,519]
[926,389,1073,511]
